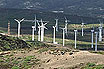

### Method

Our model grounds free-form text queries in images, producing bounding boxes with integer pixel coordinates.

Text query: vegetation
[90,51,104,55]
[0,34,31,51]
[0,53,40,69]
[81,63,104,69]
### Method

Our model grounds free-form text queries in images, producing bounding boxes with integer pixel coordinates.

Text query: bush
[11,66,20,69]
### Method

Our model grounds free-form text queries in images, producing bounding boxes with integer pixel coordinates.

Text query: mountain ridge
[0,0,104,17]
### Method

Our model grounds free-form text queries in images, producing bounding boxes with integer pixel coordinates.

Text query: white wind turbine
[14,18,24,37]
[32,26,35,41]
[40,19,48,42]
[60,27,66,46]
[33,15,38,31]
[53,21,58,44]
[98,20,103,41]
[98,27,102,41]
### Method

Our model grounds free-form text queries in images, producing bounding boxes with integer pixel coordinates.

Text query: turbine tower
[99,27,102,41]
[33,15,38,31]
[40,19,47,42]
[55,19,58,32]
[65,17,69,35]
[61,27,66,46]
[95,32,98,51]
[38,23,41,41]
[91,30,94,48]
[32,26,35,41]
[98,20,103,41]
[81,19,86,36]
[74,30,78,49]
[14,18,24,37]
[53,26,58,44]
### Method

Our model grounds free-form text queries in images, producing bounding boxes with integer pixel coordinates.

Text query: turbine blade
[20,18,25,22]
[44,23,47,25]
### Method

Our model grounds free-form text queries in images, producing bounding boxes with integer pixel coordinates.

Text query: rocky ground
[0,34,104,69]
[0,46,104,69]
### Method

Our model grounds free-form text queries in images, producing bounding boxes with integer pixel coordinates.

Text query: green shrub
[11,66,20,69]
[24,56,34,61]
[87,63,95,67]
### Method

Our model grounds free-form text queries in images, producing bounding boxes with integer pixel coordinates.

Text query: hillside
[0,8,100,35]
[0,34,31,51]
[0,0,104,17]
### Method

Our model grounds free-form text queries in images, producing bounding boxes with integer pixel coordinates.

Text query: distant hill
[0,8,100,34]
[0,0,104,17]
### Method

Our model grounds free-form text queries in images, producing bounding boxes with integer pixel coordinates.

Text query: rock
[0,51,11,55]
[46,59,51,63]
[61,51,65,55]
[69,52,73,55]
[73,56,74,58]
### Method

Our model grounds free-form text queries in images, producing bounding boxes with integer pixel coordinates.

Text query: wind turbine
[60,27,66,46]
[95,32,98,51]
[40,19,48,42]
[14,18,24,37]
[74,30,78,49]
[98,19,103,41]
[81,19,86,36]
[32,26,35,41]
[99,19,103,27]
[64,17,69,35]
[91,30,94,48]
[33,15,38,31]
[53,26,58,44]
[98,27,102,41]
[55,19,58,32]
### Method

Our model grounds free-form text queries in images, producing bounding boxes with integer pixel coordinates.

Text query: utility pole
[8,21,10,35]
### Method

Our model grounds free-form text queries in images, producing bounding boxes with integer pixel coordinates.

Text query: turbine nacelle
[32,26,36,29]
[39,19,48,30]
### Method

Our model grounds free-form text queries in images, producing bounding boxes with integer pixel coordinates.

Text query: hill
[0,8,100,34]
[0,34,31,51]
[0,0,104,17]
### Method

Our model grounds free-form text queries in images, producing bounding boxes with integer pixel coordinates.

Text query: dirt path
[34,51,104,69]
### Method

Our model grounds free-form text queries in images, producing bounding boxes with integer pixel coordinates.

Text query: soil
[2,47,104,69]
